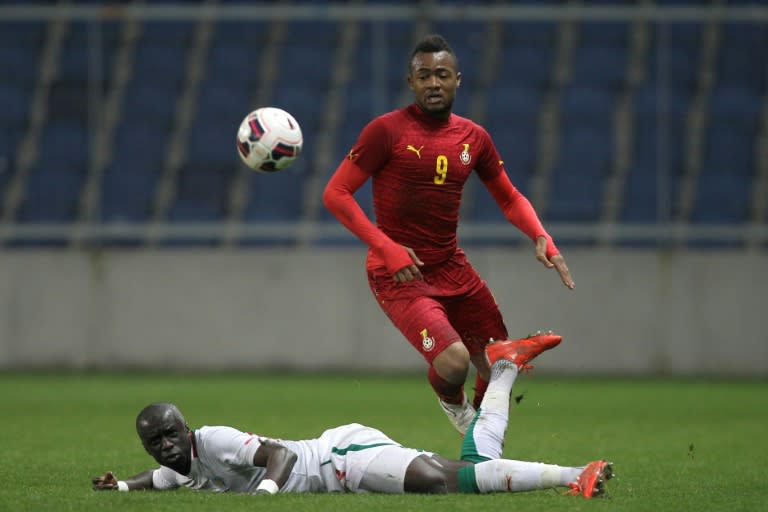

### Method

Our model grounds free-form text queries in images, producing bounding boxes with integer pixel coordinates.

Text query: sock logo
[420,328,435,352]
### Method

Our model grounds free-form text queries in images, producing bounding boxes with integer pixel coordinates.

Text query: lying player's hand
[92,471,119,491]
[393,246,424,283]
[535,237,575,289]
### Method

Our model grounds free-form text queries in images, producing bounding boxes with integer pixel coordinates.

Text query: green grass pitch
[1,372,766,511]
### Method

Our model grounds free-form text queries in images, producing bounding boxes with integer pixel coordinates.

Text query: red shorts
[367,250,508,365]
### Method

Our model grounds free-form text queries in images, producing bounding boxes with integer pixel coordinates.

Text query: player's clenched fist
[92,470,119,490]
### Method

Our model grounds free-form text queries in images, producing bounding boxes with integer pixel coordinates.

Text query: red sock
[472,374,489,410]
[428,366,464,405]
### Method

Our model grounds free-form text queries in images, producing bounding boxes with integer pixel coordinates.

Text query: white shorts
[318,423,432,494]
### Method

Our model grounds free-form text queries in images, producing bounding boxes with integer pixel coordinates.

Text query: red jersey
[349,104,503,267]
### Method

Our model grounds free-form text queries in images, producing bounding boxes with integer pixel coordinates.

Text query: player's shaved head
[136,402,193,474]
[136,402,186,432]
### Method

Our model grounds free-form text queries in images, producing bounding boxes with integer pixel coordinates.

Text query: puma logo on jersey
[406,144,424,158]
[347,149,358,160]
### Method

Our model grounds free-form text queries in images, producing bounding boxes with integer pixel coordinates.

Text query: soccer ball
[236,107,303,173]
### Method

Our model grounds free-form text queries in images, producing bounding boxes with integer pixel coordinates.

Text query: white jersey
[151,423,428,494]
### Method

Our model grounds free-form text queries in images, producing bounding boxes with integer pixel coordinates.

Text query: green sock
[457,465,480,493]
[460,408,492,463]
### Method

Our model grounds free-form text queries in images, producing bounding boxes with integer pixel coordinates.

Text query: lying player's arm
[251,438,298,494]
[92,469,155,491]
[323,158,417,276]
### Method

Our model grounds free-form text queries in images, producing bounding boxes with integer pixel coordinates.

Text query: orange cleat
[567,460,614,498]
[484,330,562,370]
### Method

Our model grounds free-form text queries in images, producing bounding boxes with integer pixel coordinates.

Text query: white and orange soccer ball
[236,107,303,173]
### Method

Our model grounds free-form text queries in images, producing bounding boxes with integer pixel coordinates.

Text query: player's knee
[405,462,449,494]
[433,342,471,381]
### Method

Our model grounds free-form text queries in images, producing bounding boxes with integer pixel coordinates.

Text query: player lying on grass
[92,335,612,498]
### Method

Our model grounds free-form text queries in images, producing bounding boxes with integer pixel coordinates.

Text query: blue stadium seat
[277,44,335,91]
[620,164,680,223]
[546,127,612,222]
[133,44,187,88]
[717,22,768,92]
[645,46,700,93]
[579,21,630,47]
[569,45,628,90]
[702,124,756,177]
[485,83,542,129]
[58,21,121,87]
[111,122,168,170]
[186,120,238,167]
[0,21,45,87]
[47,81,89,122]
[632,86,688,174]
[501,21,559,47]
[497,45,554,88]
[0,129,16,199]
[99,165,159,223]
[559,85,615,127]
[20,120,90,222]
[340,86,382,131]
[168,163,233,222]
[241,168,305,222]
[633,84,690,121]
[0,21,46,49]
[45,121,90,170]
[646,22,702,93]
[140,20,194,47]
[557,125,613,174]
[689,172,751,224]
[708,85,762,131]
[620,164,661,223]
[212,20,270,47]
[204,42,260,89]
[17,164,85,223]
[121,82,178,127]
[546,171,604,222]
[195,81,252,132]
[0,47,40,87]
[664,21,703,50]
[0,83,30,128]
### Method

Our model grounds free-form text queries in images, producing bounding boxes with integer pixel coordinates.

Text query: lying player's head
[136,402,192,474]
[407,34,461,118]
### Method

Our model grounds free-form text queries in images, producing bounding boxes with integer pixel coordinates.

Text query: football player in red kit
[323,34,574,434]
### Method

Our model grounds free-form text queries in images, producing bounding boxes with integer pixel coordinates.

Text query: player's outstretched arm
[323,158,420,278]
[483,172,575,289]
[92,469,155,491]
[251,438,298,494]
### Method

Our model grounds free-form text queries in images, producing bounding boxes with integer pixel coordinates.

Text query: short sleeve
[347,116,393,175]
[474,126,505,182]
[152,466,183,490]
[198,426,263,468]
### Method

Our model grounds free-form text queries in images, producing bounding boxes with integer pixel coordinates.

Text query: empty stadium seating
[0,3,764,248]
